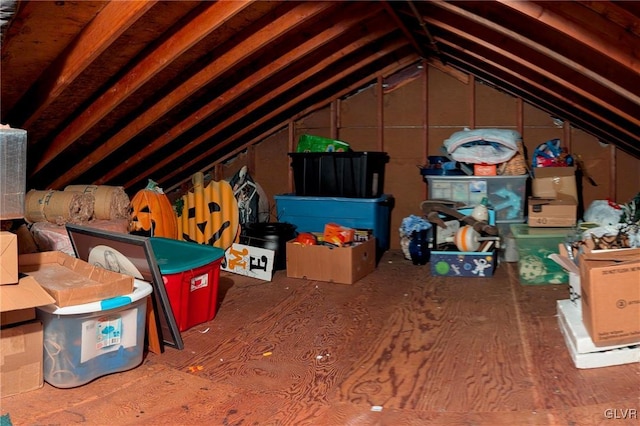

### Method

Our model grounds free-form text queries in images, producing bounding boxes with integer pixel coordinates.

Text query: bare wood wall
[237,63,639,250]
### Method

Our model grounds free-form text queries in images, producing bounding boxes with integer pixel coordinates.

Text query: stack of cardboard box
[0,232,56,397]
[528,166,578,227]
[552,247,640,369]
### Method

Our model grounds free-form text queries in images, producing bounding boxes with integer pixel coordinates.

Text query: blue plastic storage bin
[274,194,394,260]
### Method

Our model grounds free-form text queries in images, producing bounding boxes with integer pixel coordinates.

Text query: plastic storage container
[36,280,152,388]
[0,128,27,219]
[274,194,394,261]
[429,208,498,278]
[496,219,525,262]
[511,224,570,285]
[289,151,389,198]
[150,237,224,332]
[424,174,528,221]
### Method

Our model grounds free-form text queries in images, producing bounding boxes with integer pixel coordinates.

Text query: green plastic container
[296,134,350,152]
[510,224,570,285]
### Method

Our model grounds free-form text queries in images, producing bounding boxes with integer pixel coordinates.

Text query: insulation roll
[64,184,130,220]
[24,189,94,225]
[25,189,51,223]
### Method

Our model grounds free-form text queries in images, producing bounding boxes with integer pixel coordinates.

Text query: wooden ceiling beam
[499,0,639,71]
[33,0,253,179]
[49,0,335,189]
[381,1,428,58]
[437,39,638,145]
[431,1,640,106]
[428,19,638,126]
[0,1,109,115]
[169,52,419,194]
[219,55,419,166]
[447,53,638,158]
[147,38,411,189]
[9,1,156,129]
[95,4,381,185]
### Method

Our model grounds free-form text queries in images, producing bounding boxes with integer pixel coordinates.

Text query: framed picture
[66,223,184,350]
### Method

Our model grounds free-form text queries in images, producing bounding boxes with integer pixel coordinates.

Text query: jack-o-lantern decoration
[177,172,239,250]
[129,179,178,239]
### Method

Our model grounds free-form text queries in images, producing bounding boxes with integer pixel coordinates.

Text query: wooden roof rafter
[94,2,383,187]
[32,0,253,179]
[47,0,335,190]
[152,38,414,189]
[441,46,638,156]
[7,1,156,129]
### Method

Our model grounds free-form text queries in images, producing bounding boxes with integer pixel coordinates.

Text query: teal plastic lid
[150,237,225,274]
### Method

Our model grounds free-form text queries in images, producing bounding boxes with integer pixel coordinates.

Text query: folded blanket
[444,128,521,164]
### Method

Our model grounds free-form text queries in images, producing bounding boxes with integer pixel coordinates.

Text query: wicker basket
[500,141,528,176]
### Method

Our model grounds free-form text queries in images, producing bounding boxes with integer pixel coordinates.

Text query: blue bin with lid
[274,193,394,262]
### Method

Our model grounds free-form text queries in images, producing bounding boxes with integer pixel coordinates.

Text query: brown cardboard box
[19,251,134,307]
[286,238,376,284]
[579,248,640,347]
[528,195,577,227]
[532,166,577,199]
[0,274,55,397]
[0,275,56,326]
[0,320,45,397]
[0,231,18,285]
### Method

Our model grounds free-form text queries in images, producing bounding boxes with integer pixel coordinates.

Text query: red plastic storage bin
[150,237,225,332]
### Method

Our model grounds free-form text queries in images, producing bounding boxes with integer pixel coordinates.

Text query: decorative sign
[222,243,274,281]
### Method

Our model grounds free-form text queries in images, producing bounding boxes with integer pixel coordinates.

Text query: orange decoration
[129,179,178,239]
[294,232,317,246]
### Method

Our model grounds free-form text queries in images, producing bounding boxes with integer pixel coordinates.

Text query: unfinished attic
[1,1,639,425]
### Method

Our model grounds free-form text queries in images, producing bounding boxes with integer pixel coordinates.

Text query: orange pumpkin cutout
[178,173,239,250]
[129,179,178,239]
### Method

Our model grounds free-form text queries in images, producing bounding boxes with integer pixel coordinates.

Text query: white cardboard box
[557,300,640,369]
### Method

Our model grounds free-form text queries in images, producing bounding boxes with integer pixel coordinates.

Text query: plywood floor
[2,250,639,425]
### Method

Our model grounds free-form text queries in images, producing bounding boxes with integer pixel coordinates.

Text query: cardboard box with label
[0,275,56,397]
[1,231,18,285]
[19,251,134,307]
[286,238,376,284]
[528,195,577,227]
[579,248,640,347]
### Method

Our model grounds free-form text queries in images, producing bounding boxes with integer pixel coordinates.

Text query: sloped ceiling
[1,1,638,194]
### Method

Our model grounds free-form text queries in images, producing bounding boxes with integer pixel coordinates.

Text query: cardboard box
[286,238,376,284]
[528,196,577,227]
[579,249,640,347]
[0,275,56,325]
[531,166,577,199]
[19,251,134,307]
[0,274,55,397]
[0,320,45,397]
[0,231,18,285]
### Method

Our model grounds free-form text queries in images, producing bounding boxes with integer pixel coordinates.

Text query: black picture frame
[65,223,184,350]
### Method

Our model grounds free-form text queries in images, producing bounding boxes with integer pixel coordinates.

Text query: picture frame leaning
[65,223,184,350]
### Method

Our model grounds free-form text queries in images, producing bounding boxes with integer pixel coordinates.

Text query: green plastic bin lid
[510,223,572,238]
[150,237,225,274]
